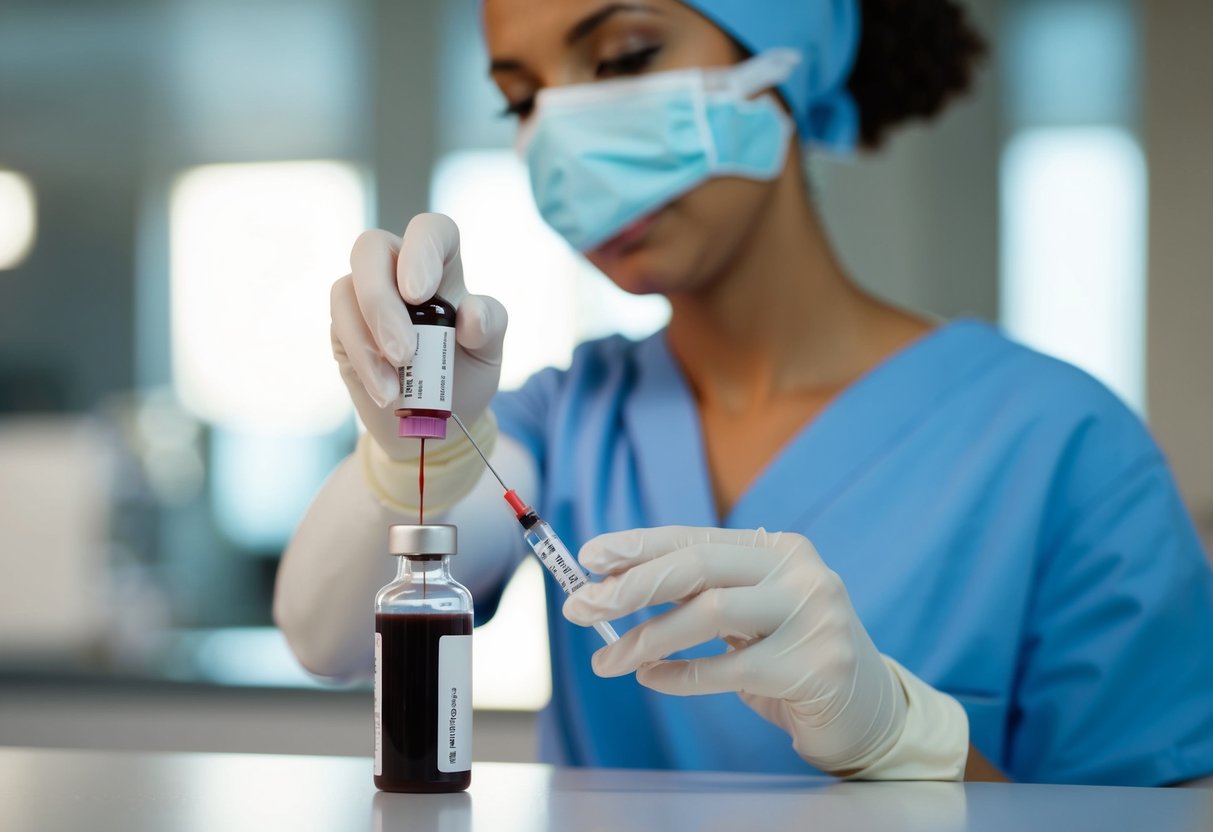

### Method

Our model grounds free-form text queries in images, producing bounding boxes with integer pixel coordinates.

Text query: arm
[274,429,537,679]
[1176,774,1213,789]
[966,747,1009,782]
[274,453,397,679]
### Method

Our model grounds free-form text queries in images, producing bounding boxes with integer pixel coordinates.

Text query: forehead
[482,0,671,56]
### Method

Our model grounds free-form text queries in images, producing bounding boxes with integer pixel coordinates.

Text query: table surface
[1,747,1210,832]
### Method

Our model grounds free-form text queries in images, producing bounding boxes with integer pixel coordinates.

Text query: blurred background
[0,0,1209,762]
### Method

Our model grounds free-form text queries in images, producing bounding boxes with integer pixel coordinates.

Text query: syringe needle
[450,412,510,491]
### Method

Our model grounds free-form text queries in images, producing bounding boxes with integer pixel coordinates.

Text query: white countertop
[1,746,1209,832]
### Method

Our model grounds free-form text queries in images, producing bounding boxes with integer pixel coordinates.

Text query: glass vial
[395,297,456,440]
[374,523,473,793]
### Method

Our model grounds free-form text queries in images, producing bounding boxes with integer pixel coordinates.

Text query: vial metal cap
[388,523,457,557]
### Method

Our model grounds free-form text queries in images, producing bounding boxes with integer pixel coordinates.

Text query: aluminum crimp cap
[387,523,458,557]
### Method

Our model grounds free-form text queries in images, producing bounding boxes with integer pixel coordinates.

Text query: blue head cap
[679,0,861,151]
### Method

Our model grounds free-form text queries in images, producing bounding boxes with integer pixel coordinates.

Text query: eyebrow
[489,2,660,74]
[566,2,659,45]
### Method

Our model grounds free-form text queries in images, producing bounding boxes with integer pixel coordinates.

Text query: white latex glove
[331,213,507,512]
[564,526,969,780]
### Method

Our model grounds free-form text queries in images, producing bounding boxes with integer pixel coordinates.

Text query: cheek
[677,178,772,242]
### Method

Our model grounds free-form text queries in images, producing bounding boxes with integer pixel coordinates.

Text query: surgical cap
[680,0,861,149]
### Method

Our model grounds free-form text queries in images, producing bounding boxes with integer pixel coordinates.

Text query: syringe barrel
[523,521,591,596]
[522,520,620,645]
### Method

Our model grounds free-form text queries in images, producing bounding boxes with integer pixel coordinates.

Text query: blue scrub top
[489,318,1213,785]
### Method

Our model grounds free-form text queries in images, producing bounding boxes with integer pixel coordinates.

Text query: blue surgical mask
[516,49,801,253]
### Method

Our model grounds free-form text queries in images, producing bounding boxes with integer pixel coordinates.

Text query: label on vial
[374,632,382,777]
[436,634,472,773]
[399,324,453,409]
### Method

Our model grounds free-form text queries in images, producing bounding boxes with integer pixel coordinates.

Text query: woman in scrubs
[276,0,1213,784]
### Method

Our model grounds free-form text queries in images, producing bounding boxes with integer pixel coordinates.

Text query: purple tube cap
[398,415,448,440]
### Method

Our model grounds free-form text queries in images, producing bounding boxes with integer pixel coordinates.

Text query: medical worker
[275,0,1213,784]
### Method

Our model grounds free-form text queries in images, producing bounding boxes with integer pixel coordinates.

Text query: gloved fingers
[579,525,782,576]
[564,543,780,625]
[632,649,755,697]
[331,275,399,408]
[336,349,394,425]
[736,690,788,728]
[349,229,415,367]
[396,213,469,308]
[455,293,508,364]
[589,586,783,677]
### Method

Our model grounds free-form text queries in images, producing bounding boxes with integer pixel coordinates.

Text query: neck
[665,159,878,413]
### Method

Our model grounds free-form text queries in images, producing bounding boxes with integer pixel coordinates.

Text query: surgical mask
[516,49,801,253]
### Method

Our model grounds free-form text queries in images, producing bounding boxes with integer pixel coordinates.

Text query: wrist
[844,657,969,781]
[358,410,497,516]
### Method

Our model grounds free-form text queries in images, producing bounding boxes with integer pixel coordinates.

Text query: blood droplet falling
[420,437,427,597]
[418,437,426,525]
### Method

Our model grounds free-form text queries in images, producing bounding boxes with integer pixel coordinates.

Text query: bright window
[169,160,365,433]
[1000,127,1147,412]
[209,426,351,551]
[0,170,36,270]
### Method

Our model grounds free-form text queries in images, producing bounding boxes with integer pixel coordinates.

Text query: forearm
[1175,774,1213,788]
[967,749,1213,786]
[849,663,1005,782]
[965,745,1009,782]
[274,453,398,679]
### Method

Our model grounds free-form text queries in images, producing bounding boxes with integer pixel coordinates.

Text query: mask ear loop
[688,69,718,171]
[709,48,802,99]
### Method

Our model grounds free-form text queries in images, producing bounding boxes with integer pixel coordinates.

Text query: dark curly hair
[847,0,988,149]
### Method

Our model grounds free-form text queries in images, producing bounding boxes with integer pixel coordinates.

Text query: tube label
[436,634,472,773]
[526,523,590,595]
[399,324,453,410]
[374,632,382,776]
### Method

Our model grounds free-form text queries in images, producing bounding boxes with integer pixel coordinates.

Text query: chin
[588,241,698,297]
[589,254,666,295]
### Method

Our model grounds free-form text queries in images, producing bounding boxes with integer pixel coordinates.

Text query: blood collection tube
[395,296,456,440]
[374,524,473,793]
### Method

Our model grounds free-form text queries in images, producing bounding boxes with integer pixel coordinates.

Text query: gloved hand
[564,526,969,780]
[331,213,508,512]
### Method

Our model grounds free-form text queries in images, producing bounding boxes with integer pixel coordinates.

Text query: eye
[499,97,534,120]
[596,44,662,79]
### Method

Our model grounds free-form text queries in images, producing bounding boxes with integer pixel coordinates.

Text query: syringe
[451,414,620,645]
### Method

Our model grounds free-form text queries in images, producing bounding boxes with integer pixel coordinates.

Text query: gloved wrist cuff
[358,410,497,516]
[845,657,969,781]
